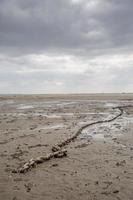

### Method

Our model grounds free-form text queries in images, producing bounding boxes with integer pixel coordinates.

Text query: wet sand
[0,94,133,200]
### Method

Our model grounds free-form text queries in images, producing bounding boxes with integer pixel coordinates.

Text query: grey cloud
[0,0,133,93]
[0,0,133,56]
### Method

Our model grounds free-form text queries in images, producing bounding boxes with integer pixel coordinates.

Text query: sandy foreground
[0,94,133,200]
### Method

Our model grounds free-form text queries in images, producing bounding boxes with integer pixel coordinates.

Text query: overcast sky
[0,0,133,93]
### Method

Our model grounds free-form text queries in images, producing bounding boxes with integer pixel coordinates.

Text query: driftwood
[12,105,133,173]
[12,149,67,173]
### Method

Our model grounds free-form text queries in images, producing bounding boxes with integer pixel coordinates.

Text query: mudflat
[0,94,133,200]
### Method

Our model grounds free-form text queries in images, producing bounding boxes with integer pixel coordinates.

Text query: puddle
[17,104,34,109]
[37,124,65,130]
[79,115,131,141]
[32,113,62,118]
[16,101,77,110]
[60,113,74,116]
[105,102,119,108]
[55,102,76,106]
[122,116,133,123]
[79,112,110,115]
[4,100,14,104]
[93,133,105,140]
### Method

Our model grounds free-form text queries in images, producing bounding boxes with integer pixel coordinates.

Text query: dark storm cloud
[0,0,133,55]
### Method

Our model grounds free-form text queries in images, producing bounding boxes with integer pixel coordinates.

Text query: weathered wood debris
[12,149,67,173]
[12,105,133,173]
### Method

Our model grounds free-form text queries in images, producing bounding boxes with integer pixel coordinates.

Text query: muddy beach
[0,94,133,200]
